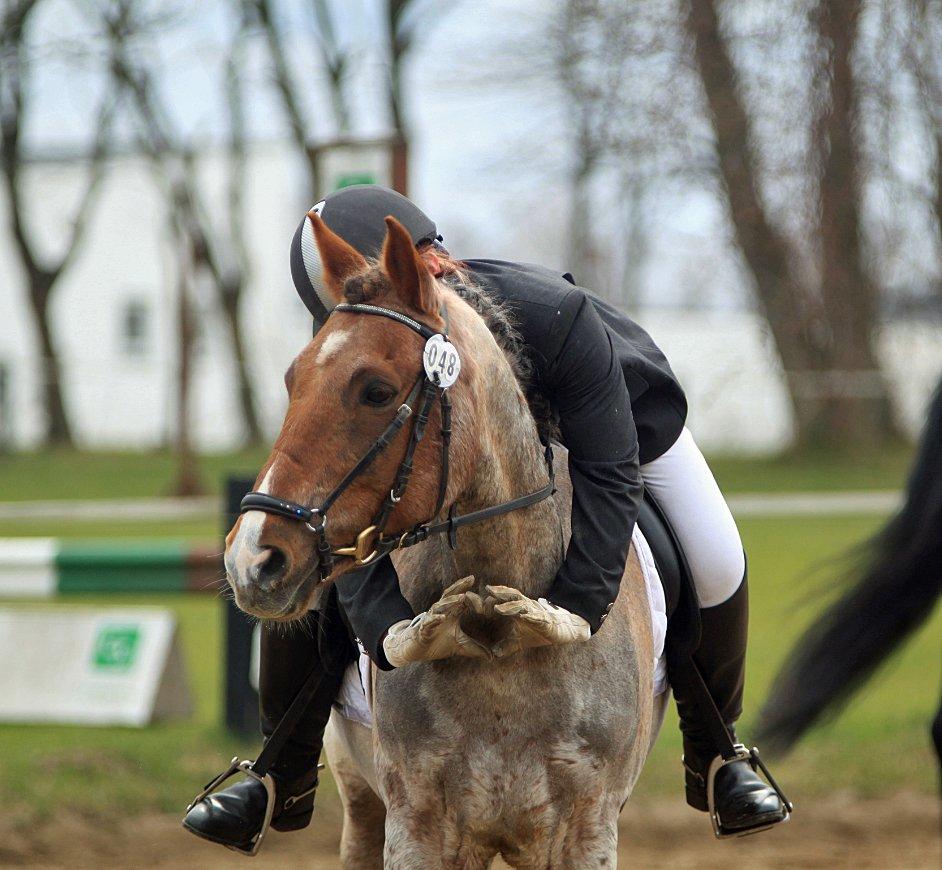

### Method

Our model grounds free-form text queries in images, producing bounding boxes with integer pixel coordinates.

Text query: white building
[1,141,940,455]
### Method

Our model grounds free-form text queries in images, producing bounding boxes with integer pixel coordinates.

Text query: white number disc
[423,334,461,388]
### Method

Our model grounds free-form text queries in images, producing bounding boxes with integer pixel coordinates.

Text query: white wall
[643,312,942,454]
[0,141,313,450]
[0,142,939,454]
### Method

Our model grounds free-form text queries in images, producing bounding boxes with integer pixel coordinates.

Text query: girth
[240,302,556,583]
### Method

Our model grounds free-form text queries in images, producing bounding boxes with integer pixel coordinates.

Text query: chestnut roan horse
[224,215,663,868]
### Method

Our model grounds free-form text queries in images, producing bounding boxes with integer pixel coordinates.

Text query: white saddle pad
[335,526,669,728]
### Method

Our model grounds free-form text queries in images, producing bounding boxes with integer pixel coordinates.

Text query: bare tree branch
[222,6,263,443]
[684,0,900,449]
[58,95,117,277]
[311,0,349,133]
[0,0,114,444]
[251,0,313,182]
[813,0,897,444]
[103,0,262,447]
[902,0,942,270]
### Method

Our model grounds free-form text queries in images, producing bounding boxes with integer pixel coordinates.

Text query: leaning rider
[183,185,788,851]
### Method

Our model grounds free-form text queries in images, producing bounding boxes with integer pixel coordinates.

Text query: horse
[223,214,667,867]
[757,374,942,786]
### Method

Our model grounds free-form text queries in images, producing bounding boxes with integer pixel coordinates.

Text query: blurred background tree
[688,0,897,449]
[0,0,114,446]
[247,0,437,196]
[467,0,940,451]
[0,0,938,462]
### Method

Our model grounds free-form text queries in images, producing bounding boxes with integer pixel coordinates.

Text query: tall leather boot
[673,572,787,833]
[183,588,355,851]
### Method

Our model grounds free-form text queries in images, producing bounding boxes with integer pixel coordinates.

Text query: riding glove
[381,577,489,667]
[483,585,592,657]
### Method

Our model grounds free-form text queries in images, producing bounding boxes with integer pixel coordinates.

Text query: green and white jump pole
[0,538,223,596]
[0,477,260,736]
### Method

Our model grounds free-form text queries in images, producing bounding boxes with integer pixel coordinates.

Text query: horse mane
[757,375,942,754]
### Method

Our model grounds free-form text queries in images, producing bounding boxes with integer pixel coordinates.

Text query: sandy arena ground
[2,791,938,869]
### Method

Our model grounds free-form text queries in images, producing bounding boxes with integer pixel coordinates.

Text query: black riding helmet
[290,184,441,327]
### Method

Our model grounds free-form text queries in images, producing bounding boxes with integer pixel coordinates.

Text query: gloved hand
[382,576,489,667]
[483,585,592,659]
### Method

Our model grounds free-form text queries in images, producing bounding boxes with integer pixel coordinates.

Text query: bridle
[240,301,556,583]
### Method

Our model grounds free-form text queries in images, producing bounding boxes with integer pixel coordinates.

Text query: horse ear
[381,216,438,316]
[308,211,368,303]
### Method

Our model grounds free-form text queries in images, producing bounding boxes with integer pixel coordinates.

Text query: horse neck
[447,353,563,598]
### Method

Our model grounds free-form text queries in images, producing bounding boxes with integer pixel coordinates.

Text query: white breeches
[640,428,745,608]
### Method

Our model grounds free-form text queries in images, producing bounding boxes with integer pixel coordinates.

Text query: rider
[183,185,787,851]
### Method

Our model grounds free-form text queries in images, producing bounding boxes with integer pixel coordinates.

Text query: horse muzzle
[225,539,322,621]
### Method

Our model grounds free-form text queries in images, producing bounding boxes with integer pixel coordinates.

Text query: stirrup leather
[185,757,276,857]
[705,744,793,839]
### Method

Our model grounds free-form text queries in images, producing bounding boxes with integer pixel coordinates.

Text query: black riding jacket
[335,260,687,667]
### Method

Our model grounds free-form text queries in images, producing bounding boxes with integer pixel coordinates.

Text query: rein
[240,302,556,583]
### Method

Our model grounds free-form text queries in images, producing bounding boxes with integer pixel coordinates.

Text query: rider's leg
[640,427,786,832]
[183,587,355,849]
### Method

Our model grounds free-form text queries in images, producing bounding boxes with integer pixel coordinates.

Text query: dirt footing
[2,791,938,868]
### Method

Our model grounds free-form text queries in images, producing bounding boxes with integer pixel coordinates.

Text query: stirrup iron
[706,744,793,839]
[185,756,276,857]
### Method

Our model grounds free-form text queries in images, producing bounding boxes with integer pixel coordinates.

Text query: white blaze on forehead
[315,329,351,365]
[227,464,276,581]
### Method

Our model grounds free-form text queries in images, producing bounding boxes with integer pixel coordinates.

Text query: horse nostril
[256,546,288,587]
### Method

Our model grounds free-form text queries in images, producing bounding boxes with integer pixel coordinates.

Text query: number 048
[423,335,461,388]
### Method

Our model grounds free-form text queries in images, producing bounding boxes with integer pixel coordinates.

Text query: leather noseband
[240,302,555,583]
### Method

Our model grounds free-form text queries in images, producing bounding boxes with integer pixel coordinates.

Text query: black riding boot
[183,591,355,852]
[673,574,788,834]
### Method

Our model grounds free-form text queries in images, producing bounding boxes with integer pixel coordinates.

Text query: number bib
[423,334,461,388]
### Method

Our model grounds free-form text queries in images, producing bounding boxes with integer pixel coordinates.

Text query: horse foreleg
[324,717,385,869]
[336,771,386,870]
[383,803,495,870]
[550,800,619,870]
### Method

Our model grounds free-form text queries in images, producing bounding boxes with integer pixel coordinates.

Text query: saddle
[636,492,700,658]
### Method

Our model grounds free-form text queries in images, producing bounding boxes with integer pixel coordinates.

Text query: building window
[122,300,148,357]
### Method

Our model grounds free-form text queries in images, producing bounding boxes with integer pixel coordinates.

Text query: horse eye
[361,382,396,407]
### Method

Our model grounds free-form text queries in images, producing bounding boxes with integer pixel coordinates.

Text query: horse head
[225,214,489,620]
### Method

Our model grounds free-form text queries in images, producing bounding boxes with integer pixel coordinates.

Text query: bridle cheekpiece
[239,301,555,584]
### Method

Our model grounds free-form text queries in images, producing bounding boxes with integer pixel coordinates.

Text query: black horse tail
[757,377,942,754]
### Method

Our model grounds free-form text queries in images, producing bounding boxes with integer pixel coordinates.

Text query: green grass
[0,593,254,819]
[0,448,268,502]
[707,441,915,493]
[0,443,916,507]
[633,513,941,803]
[0,518,222,541]
[0,512,938,822]
[0,445,916,544]
[0,449,931,821]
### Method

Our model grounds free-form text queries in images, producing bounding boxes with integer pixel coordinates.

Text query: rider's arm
[543,290,643,632]
[334,556,413,670]
[335,291,642,658]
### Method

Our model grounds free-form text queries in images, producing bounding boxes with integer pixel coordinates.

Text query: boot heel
[270,782,317,832]
[684,776,708,811]
[271,804,313,832]
[683,757,709,811]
